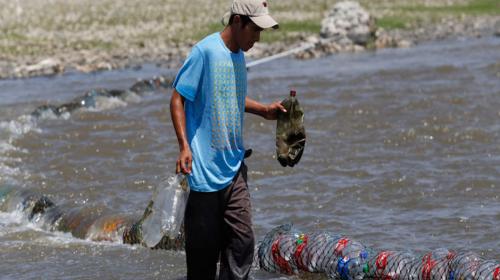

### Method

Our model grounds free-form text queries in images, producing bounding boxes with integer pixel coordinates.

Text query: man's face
[236,19,263,52]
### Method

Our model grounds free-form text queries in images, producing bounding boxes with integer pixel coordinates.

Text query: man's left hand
[264,101,287,120]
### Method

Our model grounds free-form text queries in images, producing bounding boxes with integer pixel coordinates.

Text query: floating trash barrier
[30,75,172,119]
[0,184,184,250]
[0,75,188,250]
[1,184,498,279]
[256,224,500,279]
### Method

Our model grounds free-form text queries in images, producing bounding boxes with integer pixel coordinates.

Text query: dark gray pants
[184,163,254,280]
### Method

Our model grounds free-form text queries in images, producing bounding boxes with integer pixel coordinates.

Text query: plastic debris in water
[29,75,173,120]
[276,90,306,167]
[141,173,189,247]
[129,75,171,94]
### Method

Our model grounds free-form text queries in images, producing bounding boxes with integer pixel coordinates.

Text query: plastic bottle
[141,173,189,247]
[276,90,306,167]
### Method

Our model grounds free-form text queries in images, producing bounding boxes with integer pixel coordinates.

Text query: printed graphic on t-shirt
[211,61,246,150]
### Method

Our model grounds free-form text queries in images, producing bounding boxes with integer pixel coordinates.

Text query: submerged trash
[141,174,189,247]
[276,90,306,167]
[129,75,171,94]
[30,105,59,118]
[29,75,173,120]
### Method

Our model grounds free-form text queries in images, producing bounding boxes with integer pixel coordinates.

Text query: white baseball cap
[222,0,279,29]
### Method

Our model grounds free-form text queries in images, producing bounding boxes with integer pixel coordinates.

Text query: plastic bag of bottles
[141,173,189,247]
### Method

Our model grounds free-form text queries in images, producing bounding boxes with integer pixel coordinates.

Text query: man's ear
[232,14,242,28]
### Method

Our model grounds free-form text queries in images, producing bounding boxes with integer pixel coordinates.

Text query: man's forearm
[170,89,189,150]
[245,97,268,118]
[245,96,286,120]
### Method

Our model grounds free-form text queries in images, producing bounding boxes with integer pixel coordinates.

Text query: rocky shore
[0,0,498,79]
[247,1,499,61]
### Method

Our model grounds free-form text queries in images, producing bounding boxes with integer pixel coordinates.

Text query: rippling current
[0,36,499,279]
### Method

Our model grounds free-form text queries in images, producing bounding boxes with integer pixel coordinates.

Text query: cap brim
[250,15,279,29]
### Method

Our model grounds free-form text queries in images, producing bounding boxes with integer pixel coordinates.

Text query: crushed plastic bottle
[276,90,306,167]
[141,173,189,247]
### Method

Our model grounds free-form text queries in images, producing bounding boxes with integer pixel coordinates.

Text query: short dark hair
[228,14,252,27]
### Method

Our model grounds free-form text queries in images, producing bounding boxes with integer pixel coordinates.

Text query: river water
[0,36,499,279]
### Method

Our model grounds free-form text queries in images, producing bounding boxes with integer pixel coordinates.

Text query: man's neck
[220,27,239,53]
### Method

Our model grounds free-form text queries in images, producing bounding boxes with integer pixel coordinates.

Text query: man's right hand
[171,89,192,175]
[176,147,192,174]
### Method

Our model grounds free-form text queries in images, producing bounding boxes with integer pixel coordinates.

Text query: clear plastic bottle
[141,173,189,247]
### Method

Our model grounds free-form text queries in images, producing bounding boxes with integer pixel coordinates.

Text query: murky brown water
[1,36,499,279]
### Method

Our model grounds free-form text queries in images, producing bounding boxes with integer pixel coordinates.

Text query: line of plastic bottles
[257,224,499,280]
[3,177,499,279]
[30,75,171,119]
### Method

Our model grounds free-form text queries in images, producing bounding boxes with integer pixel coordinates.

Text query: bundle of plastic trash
[276,90,306,167]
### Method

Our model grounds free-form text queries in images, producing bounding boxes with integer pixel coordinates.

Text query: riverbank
[0,0,498,79]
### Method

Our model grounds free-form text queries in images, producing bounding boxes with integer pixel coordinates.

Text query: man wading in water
[170,0,283,278]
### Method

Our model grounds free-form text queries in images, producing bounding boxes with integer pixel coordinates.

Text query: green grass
[0,34,53,57]
[374,0,498,30]
[467,0,500,14]
[0,37,116,57]
[0,32,28,41]
[66,40,116,51]
[451,0,499,14]
[376,16,408,30]
[261,20,321,43]
[400,0,499,15]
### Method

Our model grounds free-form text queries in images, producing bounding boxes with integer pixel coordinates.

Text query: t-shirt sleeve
[173,46,204,102]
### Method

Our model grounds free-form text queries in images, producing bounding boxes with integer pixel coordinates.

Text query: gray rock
[320,1,376,46]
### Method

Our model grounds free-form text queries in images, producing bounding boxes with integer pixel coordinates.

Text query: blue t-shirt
[173,32,247,192]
